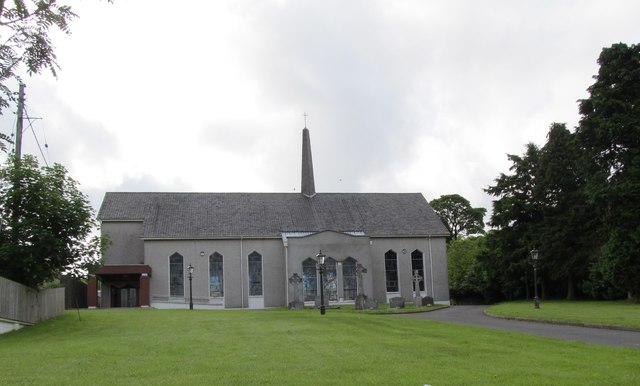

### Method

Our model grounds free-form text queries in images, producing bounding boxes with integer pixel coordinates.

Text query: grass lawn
[487,300,640,330]
[1,308,639,385]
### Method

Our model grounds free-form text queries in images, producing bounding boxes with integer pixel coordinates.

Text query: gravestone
[364,298,378,309]
[355,294,367,310]
[288,273,304,310]
[412,270,423,308]
[389,296,405,309]
[421,296,434,307]
[355,263,369,310]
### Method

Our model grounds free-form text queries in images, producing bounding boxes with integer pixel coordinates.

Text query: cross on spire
[302,112,309,128]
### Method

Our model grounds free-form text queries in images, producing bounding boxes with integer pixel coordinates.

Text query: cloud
[228,3,436,190]
[5,0,640,225]
[15,79,122,190]
[115,173,191,192]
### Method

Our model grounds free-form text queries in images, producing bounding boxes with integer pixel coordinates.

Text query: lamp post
[316,250,326,315]
[187,264,194,310]
[530,248,540,309]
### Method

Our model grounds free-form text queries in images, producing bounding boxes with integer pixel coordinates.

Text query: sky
[1,0,640,221]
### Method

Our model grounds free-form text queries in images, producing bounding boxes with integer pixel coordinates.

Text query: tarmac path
[397,305,640,349]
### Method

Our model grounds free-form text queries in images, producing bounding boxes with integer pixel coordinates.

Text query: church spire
[301,126,316,197]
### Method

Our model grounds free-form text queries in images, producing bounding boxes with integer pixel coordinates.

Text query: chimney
[301,127,316,197]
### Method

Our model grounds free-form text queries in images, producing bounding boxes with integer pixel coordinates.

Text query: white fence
[0,276,65,334]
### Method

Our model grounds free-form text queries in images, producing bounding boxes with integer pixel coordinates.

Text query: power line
[26,114,48,166]
[41,116,50,161]
[23,102,51,167]
[3,85,52,166]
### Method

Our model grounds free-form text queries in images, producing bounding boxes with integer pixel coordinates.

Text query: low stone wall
[0,276,65,334]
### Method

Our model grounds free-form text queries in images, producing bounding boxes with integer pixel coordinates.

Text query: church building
[89,127,450,309]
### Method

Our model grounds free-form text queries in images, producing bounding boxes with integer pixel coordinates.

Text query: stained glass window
[248,251,263,296]
[209,252,224,297]
[169,252,184,297]
[411,250,425,292]
[324,257,338,301]
[342,257,357,300]
[385,250,398,292]
[302,258,317,301]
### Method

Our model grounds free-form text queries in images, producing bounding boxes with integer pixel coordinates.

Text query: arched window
[169,252,184,297]
[385,250,399,292]
[302,258,317,301]
[342,257,357,300]
[209,252,224,297]
[248,251,263,296]
[324,257,338,301]
[411,250,425,292]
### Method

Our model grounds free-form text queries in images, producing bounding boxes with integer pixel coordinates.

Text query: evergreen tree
[576,43,640,299]
[485,143,542,299]
[483,42,639,301]
[536,123,600,299]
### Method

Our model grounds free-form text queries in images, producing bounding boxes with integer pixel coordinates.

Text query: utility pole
[15,83,25,163]
[11,83,26,237]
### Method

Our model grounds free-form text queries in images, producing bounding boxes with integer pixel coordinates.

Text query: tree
[535,123,600,299]
[482,43,640,301]
[484,126,602,300]
[448,236,491,303]
[576,43,640,299]
[429,194,486,241]
[0,1,111,151]
[0,132,11,153]
[0,0,76,109]
[484,144,542,299]
[0,154,102,288]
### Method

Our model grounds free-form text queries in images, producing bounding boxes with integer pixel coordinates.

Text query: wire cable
[23,104,48,166]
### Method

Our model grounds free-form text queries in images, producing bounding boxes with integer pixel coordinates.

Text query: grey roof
[98,192,449,239]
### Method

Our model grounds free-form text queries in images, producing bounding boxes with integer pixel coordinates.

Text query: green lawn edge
[486,300,640,330]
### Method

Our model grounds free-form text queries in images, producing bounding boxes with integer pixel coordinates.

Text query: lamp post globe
[316,250,326,315]
[187,264,194,310]
[530,249,540,309]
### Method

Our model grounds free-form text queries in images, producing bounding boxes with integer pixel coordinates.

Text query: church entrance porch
[110,284,139,307]
[88,265,151,308]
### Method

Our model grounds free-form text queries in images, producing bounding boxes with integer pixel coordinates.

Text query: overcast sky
[2,0,639,220]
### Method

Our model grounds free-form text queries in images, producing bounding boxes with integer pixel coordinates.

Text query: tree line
[433,42,640,303]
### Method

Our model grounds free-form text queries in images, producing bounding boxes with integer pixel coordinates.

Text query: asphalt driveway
[398,305,640,349]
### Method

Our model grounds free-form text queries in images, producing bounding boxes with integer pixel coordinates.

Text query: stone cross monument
[412,269,423,308]
[356,263,367,296]
[288,273,304,310]
[355,263,369,310]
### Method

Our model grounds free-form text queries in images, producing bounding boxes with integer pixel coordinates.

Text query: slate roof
[98,192,449,239]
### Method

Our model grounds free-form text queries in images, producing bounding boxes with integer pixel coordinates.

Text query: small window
[323,257,338,301]
[209,252,224,297]
[342,257,357,301]
[411,250,425,292]
[302,258,317,301]
[385,250,399,292]
[248,251,263,296]
[169,252,184,297]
